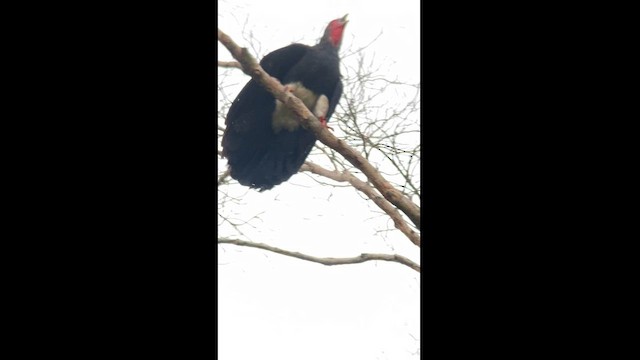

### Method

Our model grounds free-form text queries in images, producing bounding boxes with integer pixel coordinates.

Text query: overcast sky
[218,1,420,359]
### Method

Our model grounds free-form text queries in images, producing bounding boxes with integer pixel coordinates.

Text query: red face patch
[328,20,346,47]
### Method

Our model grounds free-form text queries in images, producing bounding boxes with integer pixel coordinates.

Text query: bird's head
[322,14,348,49]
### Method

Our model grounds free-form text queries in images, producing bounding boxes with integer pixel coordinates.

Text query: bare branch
[218,238,420,273]
[300,162,420,247]
[217,28,421,230]
[218,60,243,69]
[217,28,256,76]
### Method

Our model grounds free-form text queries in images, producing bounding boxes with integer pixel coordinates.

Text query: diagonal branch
[300,162,420,247]
[218,238,420,273]
[217,28,421,230]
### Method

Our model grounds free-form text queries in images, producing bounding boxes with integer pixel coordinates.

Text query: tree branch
[217,28,421,230]
[218,60,242,69]
[218,238,420,273]
[300,162,420,247]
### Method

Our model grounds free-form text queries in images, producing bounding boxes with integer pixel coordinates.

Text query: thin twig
[218,169,231,185]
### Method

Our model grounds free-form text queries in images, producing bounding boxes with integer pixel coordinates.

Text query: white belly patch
[272,82,328,133]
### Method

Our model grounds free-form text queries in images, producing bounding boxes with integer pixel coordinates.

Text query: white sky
[218,1,420,359]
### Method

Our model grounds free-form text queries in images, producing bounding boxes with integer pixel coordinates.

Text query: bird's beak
[341,14,349,24]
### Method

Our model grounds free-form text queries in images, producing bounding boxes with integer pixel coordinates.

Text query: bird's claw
[319,116,334,131]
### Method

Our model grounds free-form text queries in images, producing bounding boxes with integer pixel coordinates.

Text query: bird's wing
[224,44,311,131]
[222,44,313,161]
[326,79,343,121]
[259,44,311,79]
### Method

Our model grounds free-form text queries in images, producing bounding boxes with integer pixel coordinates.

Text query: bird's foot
[283,84,297,93]
[319,116,334,131]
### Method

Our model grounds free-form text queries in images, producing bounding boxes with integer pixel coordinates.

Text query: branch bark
[300,162,420,247]
[218,238,420,273]
[217,28,421,230]
[218,60,242,69]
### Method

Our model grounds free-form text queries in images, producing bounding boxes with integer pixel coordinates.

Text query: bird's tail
[226,129,316,191]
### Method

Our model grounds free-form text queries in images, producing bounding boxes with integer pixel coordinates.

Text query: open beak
[341,14,349,24]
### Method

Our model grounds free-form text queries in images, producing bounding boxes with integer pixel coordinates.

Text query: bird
[221,15,348,191]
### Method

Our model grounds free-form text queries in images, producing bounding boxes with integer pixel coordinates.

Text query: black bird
[222,15,348,191]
